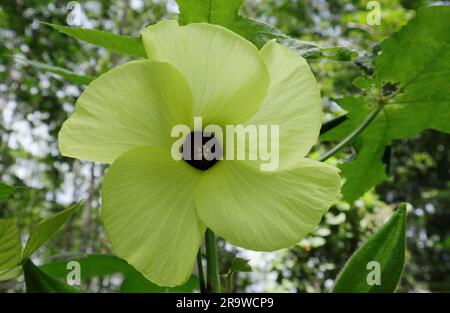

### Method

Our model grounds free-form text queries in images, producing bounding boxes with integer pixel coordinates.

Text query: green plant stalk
[196,249,207,293]
[318,104,384,162]
[226,272,234,293]
[205,228,220,292]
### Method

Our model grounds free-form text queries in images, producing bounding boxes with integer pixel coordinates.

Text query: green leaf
[231,17,328,59]
[0,218,22,272]
[177,0,243,26]
[120,272,167,293]
[320,46,358,62]
[352,76,379,91]
[121,270,198,293]
[444,236,450,249]
[322,6,450,203]
[374,6,450,140]
[376,6,450,90]
[165,276,199,292]
[230,257,252,273]
[41,254,198,293]
[0,266,23,281]
[22,202,82,259]
[320,114,348,135]
[43,22,147,58]
[45,3,355,61]
[15,57,94,85]
[333,204,407,293]
[177,0,278,49]
[175,0,355,60]
[321,97,389,203]
[0,182,15,200]
[23,258,78,293]
[221,257,252,275]
[41,254,132,279]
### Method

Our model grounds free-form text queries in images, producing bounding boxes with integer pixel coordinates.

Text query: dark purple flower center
[182,131,222,171]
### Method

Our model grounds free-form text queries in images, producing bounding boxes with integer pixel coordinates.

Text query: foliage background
[0,0,449,292]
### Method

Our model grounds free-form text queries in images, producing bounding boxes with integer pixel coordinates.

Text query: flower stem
[205,228,220,292]
[318,104,384,162]
[196,249,207,293]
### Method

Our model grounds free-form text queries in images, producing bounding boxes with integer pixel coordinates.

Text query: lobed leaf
[322,6,450,202]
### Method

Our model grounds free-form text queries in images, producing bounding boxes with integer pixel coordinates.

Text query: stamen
[182,131,222,170]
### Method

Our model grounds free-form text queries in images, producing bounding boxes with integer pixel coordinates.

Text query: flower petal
[246,40,323,168]
[141,20,269,126]
[102,147,205,287]
[59,60,192,163]
[194,159,340,251]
